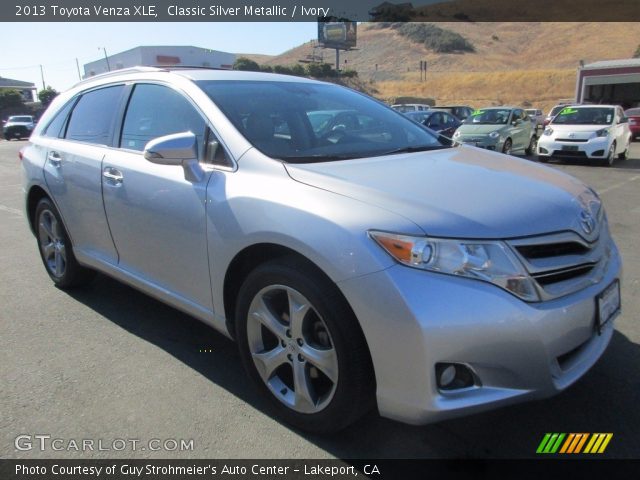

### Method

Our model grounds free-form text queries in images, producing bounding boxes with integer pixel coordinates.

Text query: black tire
[502,138,513,155]
[34,197,95,288]
[618,141,629,160]
[235,256,375,433]
[3,135,10,141]
[602,142,616,167]
[525,135,537,156]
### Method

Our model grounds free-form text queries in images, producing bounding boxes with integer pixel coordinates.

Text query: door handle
[47,151,62,167]
[102,167,123,184]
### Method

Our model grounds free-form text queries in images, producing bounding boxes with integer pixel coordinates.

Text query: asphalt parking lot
[1,139,639,460]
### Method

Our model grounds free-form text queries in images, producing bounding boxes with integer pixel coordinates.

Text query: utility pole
[100,47,111,72]
[39,65,46,91]
[335,48,340,73]
[75,58,82,80]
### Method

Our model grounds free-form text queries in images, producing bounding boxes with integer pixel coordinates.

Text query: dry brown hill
[238,22,640,110]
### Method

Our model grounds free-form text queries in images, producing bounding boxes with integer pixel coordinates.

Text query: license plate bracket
[561,145,579,151]
[596,280,620,335]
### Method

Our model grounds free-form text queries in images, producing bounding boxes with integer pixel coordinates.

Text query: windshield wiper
[378,145,449,156]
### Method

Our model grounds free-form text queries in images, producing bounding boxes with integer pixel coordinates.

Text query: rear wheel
[35,197,95,288]
[235,256,375,433]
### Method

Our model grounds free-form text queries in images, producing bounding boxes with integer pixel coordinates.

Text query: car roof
[73,66,322,89]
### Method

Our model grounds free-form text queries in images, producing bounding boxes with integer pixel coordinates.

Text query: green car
[452,107,537,155]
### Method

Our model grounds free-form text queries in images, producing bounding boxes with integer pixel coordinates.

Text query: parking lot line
[598,175,640,195]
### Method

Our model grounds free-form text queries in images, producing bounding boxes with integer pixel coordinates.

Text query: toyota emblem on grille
[580,210,596,234]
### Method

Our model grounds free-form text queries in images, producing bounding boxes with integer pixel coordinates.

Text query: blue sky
[0,22,318,91]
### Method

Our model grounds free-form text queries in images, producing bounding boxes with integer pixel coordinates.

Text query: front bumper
[338,241,621,425]
[456,135,502,151]
[537,135,610,160]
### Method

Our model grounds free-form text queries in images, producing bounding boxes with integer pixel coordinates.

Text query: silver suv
[22,67,622,432]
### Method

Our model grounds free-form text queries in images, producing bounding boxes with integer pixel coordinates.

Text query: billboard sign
[317,21,357,50]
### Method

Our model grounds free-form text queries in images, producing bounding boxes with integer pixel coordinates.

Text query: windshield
[197,81,447,162]
[464,108,511,125]
[549,105,568,117]
[551,107,615,125]
[8,116,32,123]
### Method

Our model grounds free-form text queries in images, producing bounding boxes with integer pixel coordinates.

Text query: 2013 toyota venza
[21,67,622,432]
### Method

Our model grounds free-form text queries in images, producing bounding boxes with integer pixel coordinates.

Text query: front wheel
[235,256,375,433]
[35,197,95,288]
[525,135,537,156]
[603,142,616,167]
[502,138,513,155]
[618,140,629,160]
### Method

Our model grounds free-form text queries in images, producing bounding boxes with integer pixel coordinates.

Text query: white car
[537,105,631,166]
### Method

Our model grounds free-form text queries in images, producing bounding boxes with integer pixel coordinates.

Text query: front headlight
[369,231,539,301]
[595,128,609,137]
[543,128,553,136]
[453,130,461,138]
[489,131,500,139]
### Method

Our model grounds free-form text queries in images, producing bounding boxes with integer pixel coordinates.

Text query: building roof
[0,77,36,88]
[582,58,640,70]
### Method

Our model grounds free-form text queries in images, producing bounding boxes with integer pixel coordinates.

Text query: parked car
[544,103,573,127]
[403,109,462,137]
[390,103,430,113]
[434,105,474,121]
[3,115,36,140]
[624,107,640,140]
[453,107,537,154]
[537,105,631,166]
[22,67,621,432]
[525,109,544,130]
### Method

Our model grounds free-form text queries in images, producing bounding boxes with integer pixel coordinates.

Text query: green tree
[233,57,261,71]
[0,89,25,109]
[38,86,59,107]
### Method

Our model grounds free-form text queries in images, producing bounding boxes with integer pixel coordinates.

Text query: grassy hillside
[239,22,640,109]
[376,69,575,112]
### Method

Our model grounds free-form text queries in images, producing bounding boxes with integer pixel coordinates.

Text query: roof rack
[73,65,232,88]
[73,66,165,88]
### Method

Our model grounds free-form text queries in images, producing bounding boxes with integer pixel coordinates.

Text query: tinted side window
[65,86,124,145]
[43,99,75,138]
[120,84,205,152]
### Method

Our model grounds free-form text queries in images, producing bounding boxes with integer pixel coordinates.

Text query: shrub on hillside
[396,23,475,53]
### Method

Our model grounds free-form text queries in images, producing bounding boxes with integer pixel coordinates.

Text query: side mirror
[144,132,204,182]
[619,117,628,124]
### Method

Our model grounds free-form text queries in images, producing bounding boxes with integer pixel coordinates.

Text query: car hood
[548,124,611,133]
[5,121,32,127]
[456,124,507,135]
[284,146,599,239]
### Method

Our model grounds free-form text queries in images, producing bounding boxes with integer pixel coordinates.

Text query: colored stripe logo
[537,433,613,454]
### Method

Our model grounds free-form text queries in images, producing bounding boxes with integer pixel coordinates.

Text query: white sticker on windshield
[606,115,612,123]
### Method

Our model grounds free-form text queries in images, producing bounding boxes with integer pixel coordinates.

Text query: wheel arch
[26,185,50,236]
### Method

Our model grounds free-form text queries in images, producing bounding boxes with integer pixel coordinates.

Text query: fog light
[592,149,605,156]
[539,147,548,154]
[436,363,476,390]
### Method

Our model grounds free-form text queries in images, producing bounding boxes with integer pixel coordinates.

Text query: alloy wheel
[37,208,67,278]
[246,285,338,414]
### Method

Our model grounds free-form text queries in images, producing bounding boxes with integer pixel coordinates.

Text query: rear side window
[43,100,75,138]
[65,86,124,145]
[120,84,205,152]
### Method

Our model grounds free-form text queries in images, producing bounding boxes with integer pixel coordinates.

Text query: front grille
[508,217,611,301]
[555,138,588,143]
[552,150,588,158]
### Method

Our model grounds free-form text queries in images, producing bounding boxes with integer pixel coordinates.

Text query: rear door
[43,85,124,264]
[101,82,214,312]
